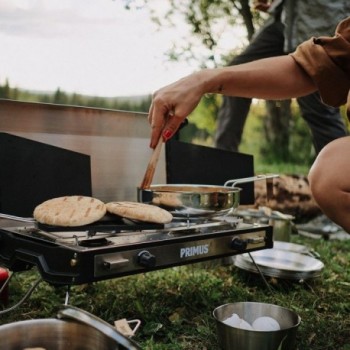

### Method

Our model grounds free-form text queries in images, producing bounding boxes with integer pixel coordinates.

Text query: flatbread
[33,196,106,227]
[106,201,173,224]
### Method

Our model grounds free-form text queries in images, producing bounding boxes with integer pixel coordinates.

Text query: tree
[124,0,265,68]
[53,88,69,105]
[263,99,292,162]
[124,0,304,163]
[0,79,11,98]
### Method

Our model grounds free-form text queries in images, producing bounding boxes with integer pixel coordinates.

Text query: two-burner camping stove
[0,215,272,286]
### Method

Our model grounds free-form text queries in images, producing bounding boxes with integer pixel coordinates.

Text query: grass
[0,235,349,349]
[253,162,309,177]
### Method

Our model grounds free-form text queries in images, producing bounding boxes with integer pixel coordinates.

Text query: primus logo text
[180,244,209,258]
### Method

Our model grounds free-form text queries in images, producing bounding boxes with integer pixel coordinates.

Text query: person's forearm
[148,55,317,148]
[197,56,317,100]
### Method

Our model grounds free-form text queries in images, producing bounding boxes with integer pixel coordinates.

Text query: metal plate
[272,241,312,254]
[233,245,324,280]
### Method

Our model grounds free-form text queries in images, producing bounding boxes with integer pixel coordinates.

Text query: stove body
[0,218,272,286]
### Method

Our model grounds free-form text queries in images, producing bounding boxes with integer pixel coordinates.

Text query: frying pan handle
[224,174,279,187]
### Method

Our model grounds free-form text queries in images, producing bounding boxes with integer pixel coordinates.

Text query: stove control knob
[231,237,248,251]
[137,250,156,268]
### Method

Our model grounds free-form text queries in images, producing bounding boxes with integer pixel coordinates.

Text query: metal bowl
[0,306,140,350]
[0,319,120,350]
[213,302,301,350]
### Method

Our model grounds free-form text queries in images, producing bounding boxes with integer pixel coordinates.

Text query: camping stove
[0,216,272,286]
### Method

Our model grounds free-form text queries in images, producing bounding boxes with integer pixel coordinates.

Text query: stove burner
[79,237,112,247]
[37,215,164,233]
[169,215,243,230]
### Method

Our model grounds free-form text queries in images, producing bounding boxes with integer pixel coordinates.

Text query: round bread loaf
[106,201,173,224]
[33,196,106,227]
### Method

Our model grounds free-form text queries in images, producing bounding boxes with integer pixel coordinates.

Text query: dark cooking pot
[138,175,278,218]
[0,305,140,350]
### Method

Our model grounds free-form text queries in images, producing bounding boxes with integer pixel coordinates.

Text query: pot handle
[224,174,279,187]
[57,305,141,350]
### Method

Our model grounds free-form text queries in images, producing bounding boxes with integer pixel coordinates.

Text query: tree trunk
[263,100,292,161]
[236,0,255,40]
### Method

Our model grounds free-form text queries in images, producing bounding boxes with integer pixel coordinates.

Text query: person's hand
[253,0,271,12]
[148,74,204,148]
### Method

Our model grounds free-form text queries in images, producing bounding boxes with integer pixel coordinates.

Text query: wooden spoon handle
[139,136,163,189]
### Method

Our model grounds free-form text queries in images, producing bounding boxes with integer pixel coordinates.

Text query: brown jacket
[291,17,350,116]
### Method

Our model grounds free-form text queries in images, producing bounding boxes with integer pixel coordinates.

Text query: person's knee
[308,136,350,216]
[308,161,328,210]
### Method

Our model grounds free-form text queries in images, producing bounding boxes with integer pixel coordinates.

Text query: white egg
[223,313,254,330]
[238,318,254,331]
[223,313,241,327]
[252,316,281,331]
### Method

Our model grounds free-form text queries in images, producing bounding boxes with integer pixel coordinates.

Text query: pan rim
[147,184,241,194]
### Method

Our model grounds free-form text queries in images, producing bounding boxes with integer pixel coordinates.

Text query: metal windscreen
[0,132,92,216]
[165,139,255,205]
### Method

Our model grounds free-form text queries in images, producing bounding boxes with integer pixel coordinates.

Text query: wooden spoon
[139,136,163,189]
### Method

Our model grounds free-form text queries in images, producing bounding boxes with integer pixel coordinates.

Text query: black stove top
[0,216,273,286]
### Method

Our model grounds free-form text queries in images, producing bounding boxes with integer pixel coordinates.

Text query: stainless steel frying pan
[138,174,278,218]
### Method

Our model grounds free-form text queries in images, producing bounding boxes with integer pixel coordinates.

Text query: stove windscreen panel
[0,99,167,204]
[165,139,254,204]
[0,132,92,217]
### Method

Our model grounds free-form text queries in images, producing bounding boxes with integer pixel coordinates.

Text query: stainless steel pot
[213,302,301,350]
[0,305,140,350]
[138,175,278,218]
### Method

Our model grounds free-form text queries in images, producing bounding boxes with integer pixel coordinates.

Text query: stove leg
[248,252,274,293]
[64,285,71,305]
[0,276,42,315]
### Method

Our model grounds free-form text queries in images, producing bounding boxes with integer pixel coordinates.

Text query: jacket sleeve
[290,17,350,107]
